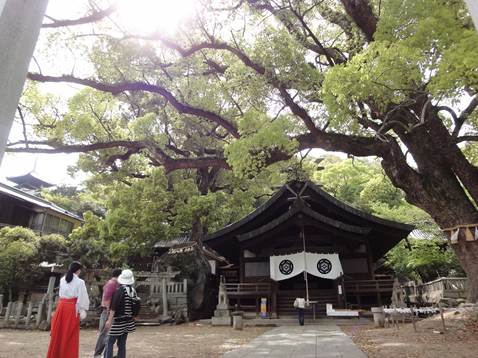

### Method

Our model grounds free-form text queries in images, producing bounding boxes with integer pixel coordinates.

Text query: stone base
[212,315,232,326]
[212,309,232,326]
[214,308,231,316]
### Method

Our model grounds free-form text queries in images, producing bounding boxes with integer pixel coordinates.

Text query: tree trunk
[452,239,478,303]
[380,112,478,302]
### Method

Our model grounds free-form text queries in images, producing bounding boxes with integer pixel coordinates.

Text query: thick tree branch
[456,135,478,143]
[6,139,230,173]
[27,73,239,138]
[42,5,116,28]
[340,0,377,42]
[453,96,478,137]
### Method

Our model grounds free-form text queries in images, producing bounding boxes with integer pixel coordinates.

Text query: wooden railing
[344,279,395,293]
[224,282,271,296]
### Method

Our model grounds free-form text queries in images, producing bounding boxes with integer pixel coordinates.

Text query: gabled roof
[237,200,370,242]
[0,182,82,222]
[205,180,414,261]
[7,172,53,190]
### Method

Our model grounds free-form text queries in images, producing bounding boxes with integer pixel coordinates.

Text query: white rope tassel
[465,227,475,241]
[450,229,459,244]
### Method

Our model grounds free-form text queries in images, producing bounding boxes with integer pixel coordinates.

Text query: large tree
[6,0,478,300]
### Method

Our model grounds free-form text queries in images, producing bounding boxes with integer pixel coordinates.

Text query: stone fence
[401,277,467,305]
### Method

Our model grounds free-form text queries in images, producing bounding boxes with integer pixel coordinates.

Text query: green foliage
[41,185,104,216]
[385,239,464,282]
[68,211,107,268]
[226,110,299,177]
[315,156,434,232]
[0,227,68,298]
[322,0,478,130]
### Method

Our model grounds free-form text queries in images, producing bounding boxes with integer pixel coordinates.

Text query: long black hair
[66,261,83,283]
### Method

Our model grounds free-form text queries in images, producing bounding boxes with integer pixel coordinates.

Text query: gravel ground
[0,324,271,358]
[341,308,478,358]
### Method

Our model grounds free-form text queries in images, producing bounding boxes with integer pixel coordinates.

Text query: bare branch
[42,4,116,28]
[455,135,478,143]
[453,96,478,137]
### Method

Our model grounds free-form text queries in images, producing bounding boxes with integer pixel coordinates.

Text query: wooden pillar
[365,241,374,279]
[239,249,245,283]
[355,282,361,308]
[336,277,344,308]
[271,280,278,318]
[376,281,382,306]
[341,275,348,308]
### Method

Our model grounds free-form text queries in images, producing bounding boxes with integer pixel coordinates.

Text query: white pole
[0,0,49,164]
[465,0,478,32]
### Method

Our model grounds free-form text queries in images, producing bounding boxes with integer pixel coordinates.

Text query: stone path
[223,324,367,358]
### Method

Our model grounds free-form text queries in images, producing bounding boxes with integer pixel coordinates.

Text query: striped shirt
[109,285,136,337]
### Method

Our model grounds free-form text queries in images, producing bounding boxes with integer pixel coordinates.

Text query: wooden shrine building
[204,181,414,317]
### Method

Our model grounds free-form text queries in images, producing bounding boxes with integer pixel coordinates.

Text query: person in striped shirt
[104,269,137,358]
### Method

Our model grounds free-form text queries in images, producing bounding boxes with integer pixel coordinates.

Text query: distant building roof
[154,235,191,249]
[0,182,82,222]
[154,236,230,264]
[7,172,53,190]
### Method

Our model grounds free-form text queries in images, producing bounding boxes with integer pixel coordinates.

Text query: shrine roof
[204,180,414,260]
[237,201,371,243]
[205,180,413,242]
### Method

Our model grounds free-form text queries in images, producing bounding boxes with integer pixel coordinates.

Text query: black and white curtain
[269,252,343,281]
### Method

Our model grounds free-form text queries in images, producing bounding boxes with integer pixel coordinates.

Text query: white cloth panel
[306,253,343,279]
[270,252,305,281]
[270,252,343,281]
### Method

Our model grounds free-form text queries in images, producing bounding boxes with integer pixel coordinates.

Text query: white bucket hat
[118,269,135,285]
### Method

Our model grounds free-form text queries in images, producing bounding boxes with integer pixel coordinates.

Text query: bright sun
[116,0,197,35]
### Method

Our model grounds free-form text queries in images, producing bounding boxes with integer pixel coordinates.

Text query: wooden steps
[277,290,337,317]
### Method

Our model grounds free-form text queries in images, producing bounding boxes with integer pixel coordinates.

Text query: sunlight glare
[116,0,197,35]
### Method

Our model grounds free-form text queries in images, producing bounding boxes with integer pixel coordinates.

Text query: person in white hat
[104,269,140,358]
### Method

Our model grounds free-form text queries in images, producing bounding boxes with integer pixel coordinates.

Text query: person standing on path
[47,261,90,358]
[293,297,306,326]
[104,269,138,358]
[93,268,122,358]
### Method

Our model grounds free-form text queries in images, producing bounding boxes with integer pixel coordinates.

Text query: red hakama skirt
[47,297,80,358]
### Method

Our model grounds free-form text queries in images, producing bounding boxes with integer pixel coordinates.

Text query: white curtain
[305,253,343,280]
[269,252,305,281]
[270,252,343,281]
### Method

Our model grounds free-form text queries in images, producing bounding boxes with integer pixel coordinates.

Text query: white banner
[269,252,305,281]
[306,253,343,280]
[270,252,343,281]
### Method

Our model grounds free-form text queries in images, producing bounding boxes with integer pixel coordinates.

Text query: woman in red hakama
[46,297,80,358]
[47,261,90,358]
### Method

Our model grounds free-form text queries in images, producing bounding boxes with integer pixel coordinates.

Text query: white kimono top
[59,273,90,318]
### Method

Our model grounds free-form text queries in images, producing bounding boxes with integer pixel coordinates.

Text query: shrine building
[204,180,414,317]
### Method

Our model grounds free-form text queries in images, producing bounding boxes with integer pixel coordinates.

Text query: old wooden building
[204,181,414,317]
[0,182,82,236]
